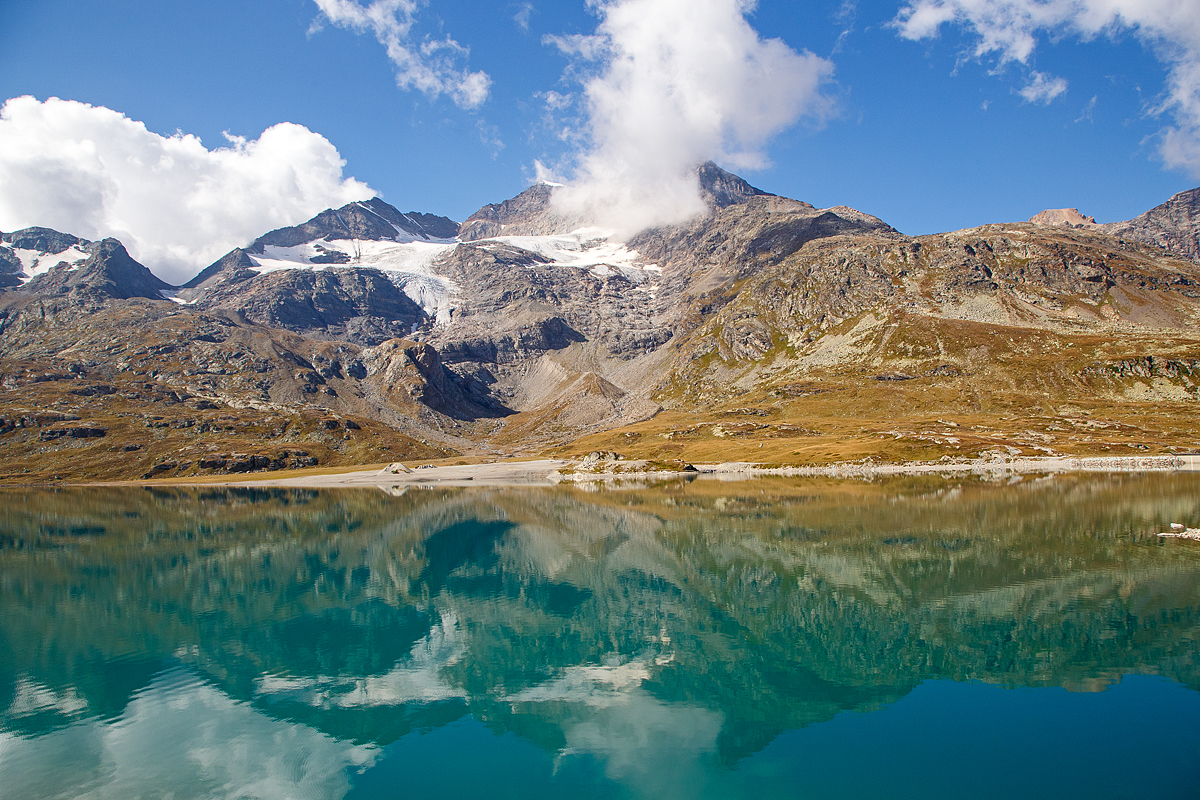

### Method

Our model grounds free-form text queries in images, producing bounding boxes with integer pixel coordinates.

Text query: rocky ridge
[1100,187,1200,262]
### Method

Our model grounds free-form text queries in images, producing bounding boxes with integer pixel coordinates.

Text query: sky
[1,0,1199,283]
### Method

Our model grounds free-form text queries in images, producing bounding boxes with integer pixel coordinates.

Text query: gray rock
[193,266,426,346]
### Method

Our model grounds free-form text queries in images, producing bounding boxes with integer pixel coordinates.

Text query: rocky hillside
[1030,187,1200,263]
[2,166,1200,481]
[1100,187,1200,262]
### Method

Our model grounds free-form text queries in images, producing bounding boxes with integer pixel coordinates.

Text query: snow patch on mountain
[13,245,91,281]
[248,238,460,326]
[159,289,195,305]
[484,228,661,280]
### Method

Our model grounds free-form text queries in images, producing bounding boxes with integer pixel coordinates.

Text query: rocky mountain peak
[0,227,95,290]
[696,161,773,208]
[1029,208,1098,228]
[457,183,566,241]
[13,236,171,300]
[183,198,461,292]
[1,226,89,254]
[458,163,778,242]
[252,198,458,252]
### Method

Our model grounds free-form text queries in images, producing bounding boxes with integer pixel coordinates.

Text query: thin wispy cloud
[1076,94,1098,123]
[833,0,858,55]
[1019,70,1068,104]
[0,97,374,284]
[513,2,535,31]
[544,0,836,237]
[312,0,491,109]
[893,0,1200,177]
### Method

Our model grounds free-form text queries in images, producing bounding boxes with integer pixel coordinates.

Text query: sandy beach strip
[214,459,572,489]
[160,453,1200,490]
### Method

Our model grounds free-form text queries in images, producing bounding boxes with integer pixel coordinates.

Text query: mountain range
[2,163,1199,481]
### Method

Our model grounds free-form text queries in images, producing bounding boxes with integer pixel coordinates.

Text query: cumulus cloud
[0,96,374,284]
[545,0,836,237]
[313,0,491,109]
[893,0,1200,177]
[1018,70,1068,104]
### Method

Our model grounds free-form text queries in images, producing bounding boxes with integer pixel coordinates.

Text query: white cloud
[1018,70,1068,103]
[545,0,836,237]
[313,0,491,109]
[893,0,1200,177]
[0,96,374,284]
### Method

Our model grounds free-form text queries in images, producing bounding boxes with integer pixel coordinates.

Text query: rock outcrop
[1029,208,1098,227]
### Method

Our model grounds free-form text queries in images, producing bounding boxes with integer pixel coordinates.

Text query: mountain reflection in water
[0,475,1198,799]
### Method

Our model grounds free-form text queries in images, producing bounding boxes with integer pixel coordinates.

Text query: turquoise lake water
[1,474,1198,798]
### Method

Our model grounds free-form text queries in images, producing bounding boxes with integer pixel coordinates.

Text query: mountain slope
[1101,187,1200,262]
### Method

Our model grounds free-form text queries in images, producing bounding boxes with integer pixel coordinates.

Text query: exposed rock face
[427,241,653,364]
[438,164,898,382]
[182,248,258,290]
[457,183,586,240]
[0,260,22,289]
[362,338,506,419]
[661,221,1200,404]
[191,266,426,345]
[697,160,773,207]
[252,197,457,248]
[458,160,776,241]
[1101,187,1200,262]
[629,195,898,280]
[1029,208,1098,227]
[1,228,91,290]
[177,197,462,344]
[1,227,87,255]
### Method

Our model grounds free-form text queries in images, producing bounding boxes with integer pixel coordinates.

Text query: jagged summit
[459,161,779,241]
[697,161,773,208]
[457,182,571,241]
[5,169,1200,483]
[253,197,458,251]
[0,227,92,289]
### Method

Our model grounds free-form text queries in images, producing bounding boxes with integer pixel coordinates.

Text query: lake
[1,474,1198,799]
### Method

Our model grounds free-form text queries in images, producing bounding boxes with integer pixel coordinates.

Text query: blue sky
[1,0,1198,281]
